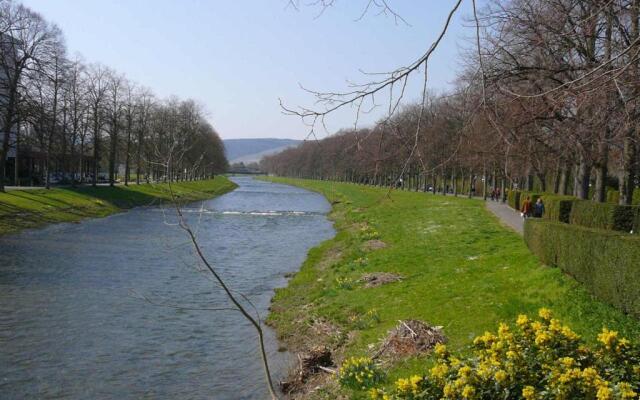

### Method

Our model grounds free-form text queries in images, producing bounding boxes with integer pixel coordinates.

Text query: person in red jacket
[521,196,533,218]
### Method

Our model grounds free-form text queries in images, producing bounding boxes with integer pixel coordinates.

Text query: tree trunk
[0,86,18,192]
[14,117,20,186]
[619,134,636,205]
[576,156,591,200]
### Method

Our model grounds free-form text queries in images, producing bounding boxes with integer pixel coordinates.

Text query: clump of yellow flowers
[360,225,381,240]
[368,309,639,399]
[338,356,384,390]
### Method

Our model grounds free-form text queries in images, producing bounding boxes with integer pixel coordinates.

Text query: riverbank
[263,178,640,398]
[0,177,237,236]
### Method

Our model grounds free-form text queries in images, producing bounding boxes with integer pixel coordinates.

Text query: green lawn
[0,177,237,236]
[264,178,640,397]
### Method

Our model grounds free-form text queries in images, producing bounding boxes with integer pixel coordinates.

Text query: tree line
[0,0,228,192]
[265,0,640,205]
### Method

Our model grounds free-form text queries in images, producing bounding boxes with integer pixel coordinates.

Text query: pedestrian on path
[521,196,533,218]
[533,198,545,218]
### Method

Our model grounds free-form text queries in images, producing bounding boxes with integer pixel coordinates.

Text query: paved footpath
[485,200,524,235]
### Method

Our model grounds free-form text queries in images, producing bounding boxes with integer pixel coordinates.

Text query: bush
[338,356,384,390]
[570,200,639,233]
[371,310,639,400]
[542,196,575,223]
[524,219,640,317]
[607,188,640,205]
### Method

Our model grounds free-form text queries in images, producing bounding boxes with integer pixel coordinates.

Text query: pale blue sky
[21,0,481,139]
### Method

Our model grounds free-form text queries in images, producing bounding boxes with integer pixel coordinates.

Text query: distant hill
[223,138,301,164]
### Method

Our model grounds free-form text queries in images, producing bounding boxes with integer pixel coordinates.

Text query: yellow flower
[395,377,411,393]
[516,314,530,327]
[434,343,448,358]
[476,362,492,380]
[494,369,507,383]
[559,357,576,368]
[430,363,449,380]
[538,308,552,320]
[522,386,536,400]
[617,382,637,399]
[535,330,551,346]
[581,367,600,385]
[443,382,456,397]
[597,328,618,350]
[531,321,543,332]
[597,385,613,400]
[462,384,475,398]
[561,325,580,341]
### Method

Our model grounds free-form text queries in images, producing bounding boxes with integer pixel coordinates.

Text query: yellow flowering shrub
[370,309,639,399]
[360,226,381,240]
[338,356,384,390]
[350,308,381,330]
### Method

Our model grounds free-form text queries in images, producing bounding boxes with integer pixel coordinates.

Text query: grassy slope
[0,177,237,236]
[264,178,640,395]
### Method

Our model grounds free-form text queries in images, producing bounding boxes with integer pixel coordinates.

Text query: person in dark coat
[533,198,545,218]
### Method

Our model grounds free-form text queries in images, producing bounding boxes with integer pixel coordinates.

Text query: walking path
[485,199,524,235]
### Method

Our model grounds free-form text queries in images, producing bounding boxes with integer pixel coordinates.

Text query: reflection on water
[0,177,334,399]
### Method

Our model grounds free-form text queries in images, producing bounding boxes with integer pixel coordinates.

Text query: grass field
[0,177,237,236]
[263,177,640,397]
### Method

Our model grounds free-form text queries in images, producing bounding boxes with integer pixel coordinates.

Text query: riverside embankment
[263,177,640,398]
[0,177,237,236]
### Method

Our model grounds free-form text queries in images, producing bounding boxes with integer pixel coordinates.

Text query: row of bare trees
[0,0,227,192]
[269,0,640,205]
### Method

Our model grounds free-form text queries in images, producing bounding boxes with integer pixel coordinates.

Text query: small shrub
[338,356,385,390]
[507,190,521,210]
[336,277,356,290]
[371,310,639,399]
[349,257,369,269]
[360,226,381,240]
[350,308,381,330]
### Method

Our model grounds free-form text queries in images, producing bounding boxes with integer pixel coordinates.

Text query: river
[0,177,335,399]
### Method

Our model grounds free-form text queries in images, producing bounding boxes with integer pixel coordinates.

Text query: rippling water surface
[0,177,334,399]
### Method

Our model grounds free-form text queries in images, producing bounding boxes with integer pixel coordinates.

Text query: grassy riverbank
[0,177,237,236]
[263,177,640,398]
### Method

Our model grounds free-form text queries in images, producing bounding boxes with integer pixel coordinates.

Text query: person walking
[521,196,533,218]
[533,198,545,218]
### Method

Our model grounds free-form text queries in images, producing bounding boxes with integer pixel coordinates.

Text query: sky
[20,0,482,140]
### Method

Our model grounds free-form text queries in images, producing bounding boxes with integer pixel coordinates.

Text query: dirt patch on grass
[359,272,403,288]
[316,246,343,271]
[372,320,446,361]
[361,239,387,251]
[280,346,335,396]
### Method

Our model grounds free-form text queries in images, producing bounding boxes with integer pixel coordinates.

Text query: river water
[0,177,334,399]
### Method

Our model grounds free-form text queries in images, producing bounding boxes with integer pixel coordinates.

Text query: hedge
[507,190,521,210]
[524,219,640,318]
[606,187,640,205]
[543,196,575,223]
[569,200,640,233]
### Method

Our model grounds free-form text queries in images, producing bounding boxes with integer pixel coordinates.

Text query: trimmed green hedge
[606,187,640,205]
[524,219,640,318]
[569,200,639,233]
[503,189,639,232]
[507,190,521,210]
[543,196,575,223]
